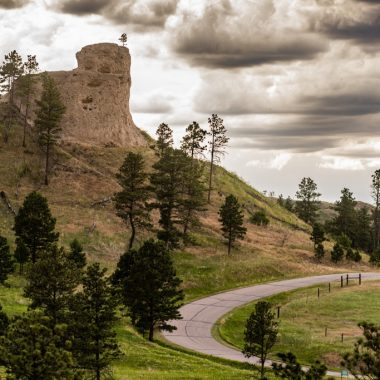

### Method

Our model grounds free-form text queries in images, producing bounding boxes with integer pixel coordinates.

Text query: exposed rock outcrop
[20,43,148,148]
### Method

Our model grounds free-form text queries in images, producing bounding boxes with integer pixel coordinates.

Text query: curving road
[163,272,380,375]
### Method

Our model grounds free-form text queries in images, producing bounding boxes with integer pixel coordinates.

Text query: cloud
[170,0,328,68]
[319,157,365,171]
[0,0,29,9]
[57,0,179,30]
[131,92,174,114]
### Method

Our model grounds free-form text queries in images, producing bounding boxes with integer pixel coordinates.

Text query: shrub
[250,210,269,226]
[331,243,344,263]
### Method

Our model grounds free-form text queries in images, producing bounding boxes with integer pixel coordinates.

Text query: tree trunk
[23,98,29,148]
[149,324,154,341]
[129,216,136,250]
[45,143,50,186]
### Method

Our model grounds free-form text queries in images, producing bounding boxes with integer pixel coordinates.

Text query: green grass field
[216,280,380,369]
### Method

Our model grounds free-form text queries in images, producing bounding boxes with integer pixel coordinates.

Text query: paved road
[163,272,380,375]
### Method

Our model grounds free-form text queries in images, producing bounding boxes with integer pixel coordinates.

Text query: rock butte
[20,43,148,148]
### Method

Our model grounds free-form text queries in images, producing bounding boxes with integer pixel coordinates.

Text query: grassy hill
[0,114,378,378]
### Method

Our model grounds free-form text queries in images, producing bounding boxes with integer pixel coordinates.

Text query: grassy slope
[0,120,378,378]
[216,281,380,369]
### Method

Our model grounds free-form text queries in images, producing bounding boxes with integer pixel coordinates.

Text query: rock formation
[21,43,148,148]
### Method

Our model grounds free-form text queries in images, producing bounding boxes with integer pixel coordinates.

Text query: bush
[346,248,362,262]
[315,243,325,262]
[331,243,344,263]
[370,247,380,266]
[250,210,269,226]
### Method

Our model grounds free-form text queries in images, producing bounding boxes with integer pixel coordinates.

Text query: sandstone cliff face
[25,43,148,148]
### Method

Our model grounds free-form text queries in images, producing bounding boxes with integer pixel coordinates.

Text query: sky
[1,0,380,202]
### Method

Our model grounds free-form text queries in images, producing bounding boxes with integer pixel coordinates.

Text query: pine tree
[0,50,24,143]
[18,54,39,147]
[24,245,79,326]
[68,238,86,270]
[315,243,325,262]
[0,311,78,380]
[310,223,325,249]
[155,123,173,156]
[331,243,344,263]
[355,207,372,252]
[35,73,66,186]
[284,196,294,212]
[207,114,229,203]
[181,121,207,160]
[114,152,151,249]
[150,148,188,247]
[70,263,119,380]
[295,177,321,224]
[243,301,278,379]
[332,188,357,246]
[14,191,59,264]
[123,240,184,341]
[0,236,14,285]
[219,195,247,255]
[119,33,128,46]
[277,194,284,207]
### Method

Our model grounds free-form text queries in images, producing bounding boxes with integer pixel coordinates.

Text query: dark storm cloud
[171,1,327,68]
[228,114,380,153]
[58,0,178,30]
[0,0,28,9]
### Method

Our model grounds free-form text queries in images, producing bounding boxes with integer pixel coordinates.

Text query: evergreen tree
[272,352,327,380]
[243,301,278,379]
[14,191,59,264]
[114,152,151,249]
[68,239,86,270]
[342,322,380,379]
[331,243,344,263]
[18,54,39,147]
[181,121,207,160]
[123,240,184,341]
[0,311,78,380]
[295,177,321,224]
[24,245,79,326]
[70,263,119,380]
[150,148,188,247]
[207,114,229,203]
[370,247,380,266]
[372,169,380,251]
[0,50,24,143]
[332,188,357,245]
[155,123,173,156]
[119,33,127,46]
[0,236,14,285]
[310,223,325,249]
[219,195,247,255]
[35,73,65,186]
[0,303,9,336]
[278,194,285,207]
[355,207,372,252]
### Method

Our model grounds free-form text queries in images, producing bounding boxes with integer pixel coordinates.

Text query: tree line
[278,174,380,265]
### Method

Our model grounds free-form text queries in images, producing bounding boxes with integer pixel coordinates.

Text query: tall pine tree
[70,263,119,380]
[14,191,59,264]
[372,169,380,250]
[295,177,321,224]
[155,123,173,156]
[219,195,247,255]
[123,240,184,341]
[35,73,65,186]
[24,245,79,326]
[114,152,151,249]
[207,114,229,203]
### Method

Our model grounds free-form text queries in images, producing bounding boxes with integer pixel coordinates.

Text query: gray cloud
[171,0,328,68]
[0,0,28,9]
[58,0,178,30]
[131,92,174,114]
